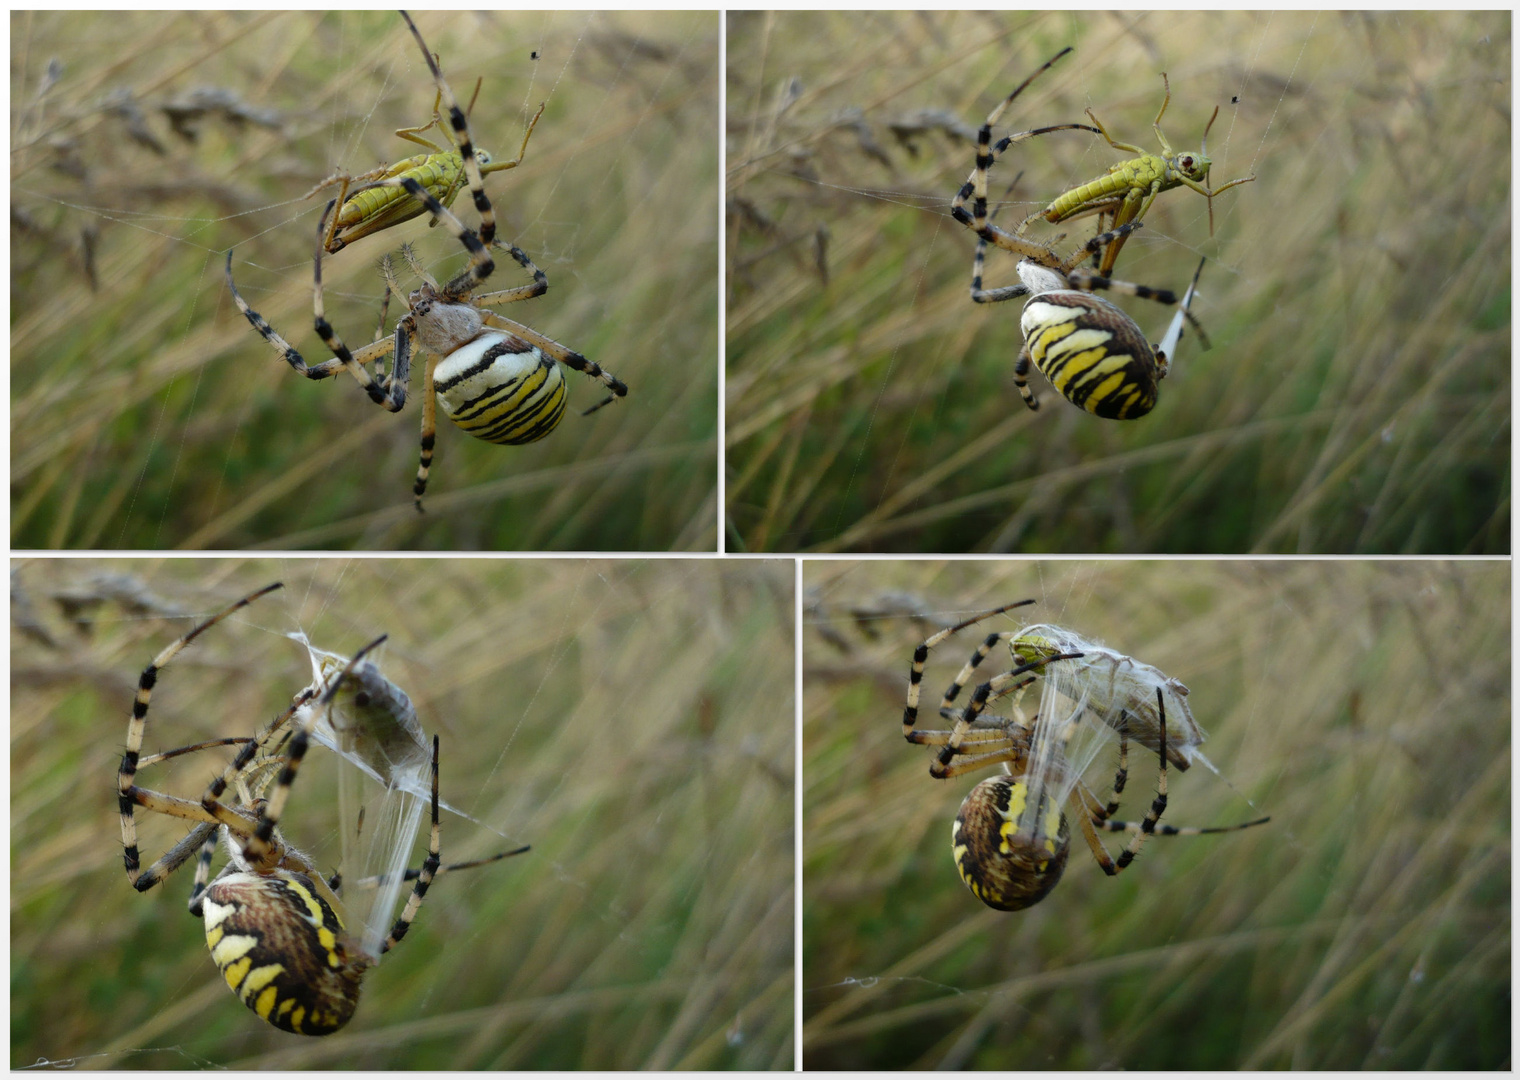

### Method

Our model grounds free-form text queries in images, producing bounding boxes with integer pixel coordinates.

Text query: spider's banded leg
[312,201,409,411]
[187,828,220,915]
[396,177,495,296]
[1066,263,1209,347]
[1062,732,1130,827]
[931,653,1083,778]
[370,254,417,407]
[916,720,1023,747]
[135,737,255,768]
[1083,686,1172,875]
[939,630,1025,711]
[931,744,1029,780]
[1013,340,1041,412]
[382,736,442,953]
[119,582,283,888]
[967,174,1046,304]
[471,240,549,306]
[127,820,219,899]
[1103,731,1129,821]
[948,45,1093,234]
[969,237,1034,305]
[401,11,495,246]
[1096,815,1271,836]
[478,312,627,414]
[244,636,388,865]
[197,690,314,842]
[901,599,1036,741]
[415,354,440,513]
[949,119,1100,233]
[1056,221,1151,277]
[348,843,531,889]
[226,253,351,381]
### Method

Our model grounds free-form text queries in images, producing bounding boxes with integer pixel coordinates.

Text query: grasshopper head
[1171,150,1212,184]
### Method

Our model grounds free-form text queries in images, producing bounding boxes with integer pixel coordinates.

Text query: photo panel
[728,12,1508,553]
[802,558,1508,1069]
[13,11,719,551]
[13,557,792,1067]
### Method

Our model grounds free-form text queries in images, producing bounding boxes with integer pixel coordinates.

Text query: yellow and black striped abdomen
[202,870,366,1035]
[1021,292,1160,420]
[433,332,568,446]
[953,774,1070,911]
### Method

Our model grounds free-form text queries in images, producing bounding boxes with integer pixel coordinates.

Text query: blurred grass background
[727,12,1510,553]
[802,559,1509,1068]
[12,11,718,551]
[12,557,793,1068]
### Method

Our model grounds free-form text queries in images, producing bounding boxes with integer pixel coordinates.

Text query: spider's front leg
[118,583,284,889]
[901,599,1036,743]
[309,200,410,413]
[414,353,440,513]
[226,251,348,383]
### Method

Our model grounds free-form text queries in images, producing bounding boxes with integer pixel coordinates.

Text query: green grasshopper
[1019,73,1254,278]
[307,79,544,255]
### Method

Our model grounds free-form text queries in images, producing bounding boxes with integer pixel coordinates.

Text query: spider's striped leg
[401,11,495,246]
[381,736,441,953]
[950,119,1099,237]
[969,236,1034,305]
[391,176,495,297]
[1062,262,1208,346]
[187,828,221,916]
[243,636,389,867]
[374,253,418,408]
[1081,687,1173,875]
[119,583,284,889]
[312,200,409,411]
[414,354,440,512]
[478,311,627,414]
[1057,222,1152,278]
[346,844,531,890]
[472,240,549,306]
[125,820,221,899]
[902,599,1036,743]
[226,253,348,381]
[226,236,403,406]
[949,46,1093,234]
[196,690,314,841]
[1096,815,1271,836]
[931,651,1084,778]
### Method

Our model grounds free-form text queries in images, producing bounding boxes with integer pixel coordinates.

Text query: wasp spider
[116,582,527,1035]
[949,48,1211,420]
[226,13,626,511]
[902,600,1268,911]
